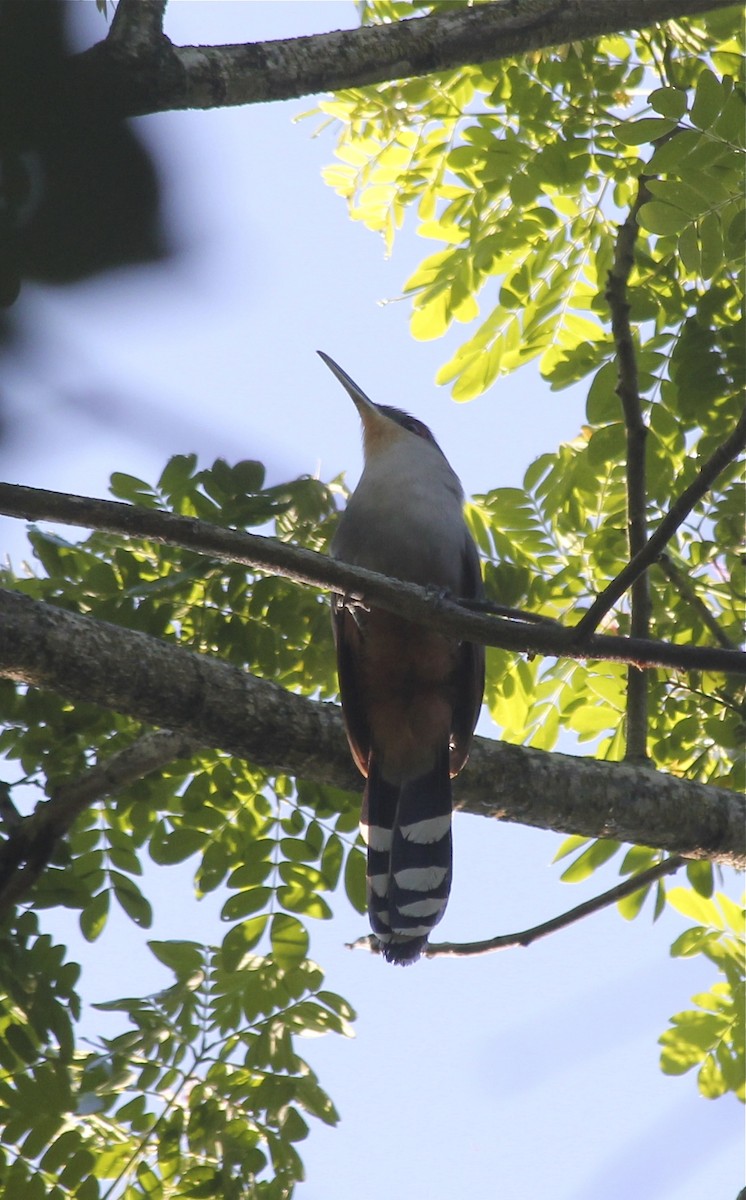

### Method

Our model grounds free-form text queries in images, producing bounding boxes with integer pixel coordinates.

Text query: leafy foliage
[0,459,360,1196]
[660,890,745,1100]
[319,17,745,773]
[317,0,745,1095]
[0,4,744,1195]
[0,921,352,1199]
[319,4,744,793]
[324,7,744,389]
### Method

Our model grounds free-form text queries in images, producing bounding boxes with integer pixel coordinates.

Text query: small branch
[349,855,686,958]
[422,854,686,957]
[108,0,167,51]
[459,597,563,626]
[606,179,652,762]
[0,784,21,832]
[0,730,199,918]
[658,552,738,651]
[0,484,744,677]
[572,402,746,642]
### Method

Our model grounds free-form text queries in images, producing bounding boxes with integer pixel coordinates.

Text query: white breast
[332,434,469,591]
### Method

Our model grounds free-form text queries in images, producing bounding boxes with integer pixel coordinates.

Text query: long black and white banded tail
[361,746,452,965]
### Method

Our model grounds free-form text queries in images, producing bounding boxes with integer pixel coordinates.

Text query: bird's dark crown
[377,404,445,454]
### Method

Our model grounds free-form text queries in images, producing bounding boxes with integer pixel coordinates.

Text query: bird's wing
[450,534,485,776]
[331,595,371,778]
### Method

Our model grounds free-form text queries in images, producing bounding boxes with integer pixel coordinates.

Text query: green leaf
[560,839,621,883]
[282,1105,310,1143]
[113,877,153,928]
[613,115,678,145]
[6,1023,38,1064]
[717,894,745,936]
[699,209,724,280]
[320,833,344,890]
[587,422,625,467]
[270,914,310,969]
[109,472,159,507]
[222,916,269,969]
[149,827,208,865]
[344,847,367,914]
[645,178,709,220]
[698,1053,728,1099]
[227,860,275,889]
[617,883,651,921]
[619,847,656,876]
[648,86,688,120]
[586,362,622,424]
[280,837,319,863]
[148,940,204,976]
[277,886,333,920]
[686,860,714,899]
[638,200,692,236]
[552,835,591,864]
[670,927,716,958]
[689,69,723,131]
[40,1128,86,1176]
[667,888,725,928]
[80,890,110,942]
[158,453,198,497]
[221,887,274,921]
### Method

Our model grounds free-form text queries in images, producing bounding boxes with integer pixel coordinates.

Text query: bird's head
[318,350,445,462]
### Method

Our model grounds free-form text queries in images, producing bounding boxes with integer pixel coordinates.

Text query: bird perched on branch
[318,351,484,964]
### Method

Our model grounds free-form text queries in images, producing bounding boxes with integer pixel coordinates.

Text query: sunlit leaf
[271,914,310,969]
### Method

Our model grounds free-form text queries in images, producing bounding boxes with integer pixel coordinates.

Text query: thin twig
[349,855,686,959]
[605,179,652,762]
[658,552,738,651]
[425,854,686,957]
[0,730,199,918]
[458,596,563,626]
[571,402,746,642]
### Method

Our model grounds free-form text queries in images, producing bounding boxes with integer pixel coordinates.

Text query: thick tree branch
[571,401,746,641]
[0,588,742,867]
[349,854,686,958]
[67,0,736,119]
[0,730,198,918]
[1,484,744,677]
[606,180,652,763]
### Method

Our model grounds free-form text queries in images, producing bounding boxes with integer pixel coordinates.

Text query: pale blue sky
[2,4,741,1199]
